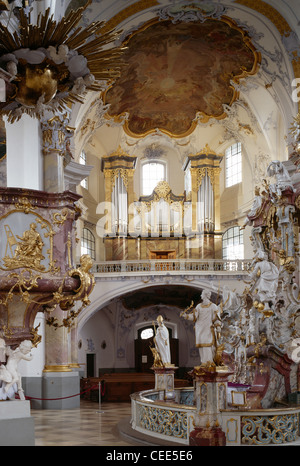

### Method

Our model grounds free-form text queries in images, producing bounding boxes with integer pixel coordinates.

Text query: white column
[5,114,43,190]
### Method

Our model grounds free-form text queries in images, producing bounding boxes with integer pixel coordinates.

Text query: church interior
[0,0,300,447]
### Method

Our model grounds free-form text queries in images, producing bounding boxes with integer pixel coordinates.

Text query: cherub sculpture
[0,339,33,400]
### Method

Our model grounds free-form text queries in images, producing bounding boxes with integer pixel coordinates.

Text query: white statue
[242,186,263,228]
[0,340,33,401]
[247,250,279,305]
[180,290,221,365]
[267,160,294,197]
[219,285,240,314]
[154,315,171,366]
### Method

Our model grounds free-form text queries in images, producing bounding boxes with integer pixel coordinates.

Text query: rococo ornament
[0,5,125,122]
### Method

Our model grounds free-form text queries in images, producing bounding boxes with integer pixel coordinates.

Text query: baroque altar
[131,152,300,446]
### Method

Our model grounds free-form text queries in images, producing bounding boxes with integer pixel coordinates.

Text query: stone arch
[77,279,220,332]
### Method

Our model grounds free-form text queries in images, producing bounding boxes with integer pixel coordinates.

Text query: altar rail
[131,389,196,445]
[92,259,251,276]
[222,407,300,446]
[130,388,300,446]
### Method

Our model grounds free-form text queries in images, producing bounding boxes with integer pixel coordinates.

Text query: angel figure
[0,340,33,400]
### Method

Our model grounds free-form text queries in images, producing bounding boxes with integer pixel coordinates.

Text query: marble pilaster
[43,305,71,373]
[189,365,232,446]
[5,114,43,190]
[41,113,74,193]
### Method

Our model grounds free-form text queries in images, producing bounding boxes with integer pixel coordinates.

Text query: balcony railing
[91,259,251,276]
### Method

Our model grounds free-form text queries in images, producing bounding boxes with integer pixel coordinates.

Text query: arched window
[222,226,244,260]
[140,327,154,340]
[137,325,173,340]
[225,142,242,187]
[142,161,166,195]
[81,227,95,260]
[79,150,88,188]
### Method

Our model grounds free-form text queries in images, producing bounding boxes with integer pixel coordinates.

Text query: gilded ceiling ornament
[0,6,125,122]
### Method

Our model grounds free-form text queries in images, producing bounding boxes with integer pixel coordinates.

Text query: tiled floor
[32,400,140,446]
[32,399,300,447]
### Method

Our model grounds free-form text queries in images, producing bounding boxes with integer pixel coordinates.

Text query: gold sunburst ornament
[0,6,125,122]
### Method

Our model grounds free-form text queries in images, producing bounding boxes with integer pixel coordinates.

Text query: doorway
[86,353,96,377]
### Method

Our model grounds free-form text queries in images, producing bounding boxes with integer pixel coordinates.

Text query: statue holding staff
[180,290,221,365]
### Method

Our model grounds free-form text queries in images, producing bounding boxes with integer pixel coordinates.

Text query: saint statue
[180,290,221,365]
[153,315,172,366]
[246,250,279,305]
[242,186,262,228]
[267,160,294,197]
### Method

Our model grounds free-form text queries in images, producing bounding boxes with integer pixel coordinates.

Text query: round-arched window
[81,227,96,260]
[142,161,166,195]
[140,327,154,340]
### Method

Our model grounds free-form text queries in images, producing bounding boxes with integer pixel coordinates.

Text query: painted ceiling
[104,17,260,137]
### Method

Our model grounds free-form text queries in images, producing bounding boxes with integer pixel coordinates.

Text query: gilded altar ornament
[2,222,45,271]
[46,256,95,329]
[139,405,188,439]
[150,345,163,367]
[69,254,95,304]
[0,5,126,122]
[30,323,42,348]
[0,269,41,306]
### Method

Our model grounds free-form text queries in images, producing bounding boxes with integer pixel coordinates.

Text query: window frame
[81,227,96,260]
[225,142,242,188]
[222,226,244,260]
[141,160,167,196]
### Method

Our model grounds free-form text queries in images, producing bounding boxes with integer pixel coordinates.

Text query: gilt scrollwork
[242,414,299,445]
[138,405,188,439]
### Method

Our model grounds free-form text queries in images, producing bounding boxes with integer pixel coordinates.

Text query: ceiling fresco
[104,18,260,138]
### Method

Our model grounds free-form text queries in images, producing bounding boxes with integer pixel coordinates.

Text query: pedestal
[152,366,178,401]
[42,370,80,409]
[189,364,232,446]
[189,426,226,446]
[0,400,35,446]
